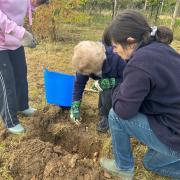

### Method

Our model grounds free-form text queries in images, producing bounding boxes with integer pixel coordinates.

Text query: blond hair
[72,41,106,75]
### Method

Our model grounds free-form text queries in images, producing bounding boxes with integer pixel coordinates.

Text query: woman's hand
[20,30,36,48]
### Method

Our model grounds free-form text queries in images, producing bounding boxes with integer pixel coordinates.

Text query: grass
[25,14,179,179]
[0,13,179,180]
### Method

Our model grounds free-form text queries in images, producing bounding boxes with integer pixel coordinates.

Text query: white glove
[92,80,103,91]
[20,31,36,48]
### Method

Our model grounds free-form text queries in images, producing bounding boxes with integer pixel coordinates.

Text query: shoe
[20,107,37,116]
[96,116,109,133]
[8,124,25,134]
[100,158,134,180]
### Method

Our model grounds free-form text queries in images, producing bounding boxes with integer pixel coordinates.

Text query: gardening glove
[92,78,118,91]
[70,101,81,125]
[20,30,36,48]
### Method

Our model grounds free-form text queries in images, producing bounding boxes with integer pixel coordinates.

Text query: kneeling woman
[100,10,180,179]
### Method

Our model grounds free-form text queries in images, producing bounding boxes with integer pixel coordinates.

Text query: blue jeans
[108,108,180,178]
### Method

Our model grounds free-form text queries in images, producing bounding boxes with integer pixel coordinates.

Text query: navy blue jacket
[73,46,126,101]
[112,41,180,152]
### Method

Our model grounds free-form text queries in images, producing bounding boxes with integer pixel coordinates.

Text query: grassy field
[0,14,180,180]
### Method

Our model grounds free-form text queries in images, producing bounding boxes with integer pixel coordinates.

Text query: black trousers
[0,47,29,128]
[98,89,112,117]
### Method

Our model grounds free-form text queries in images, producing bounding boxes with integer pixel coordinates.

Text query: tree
[144,0,148,10]
[32,0,90,41]
[154,0,163,24]
[171,0,180,31]
[112,0,118,19]
[160,0,165,14]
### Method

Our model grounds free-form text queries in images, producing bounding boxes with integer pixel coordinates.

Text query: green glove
[92,78,118,91]
[70,101,81,125]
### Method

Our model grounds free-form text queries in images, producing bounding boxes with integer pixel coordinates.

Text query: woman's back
[128,41,180,150]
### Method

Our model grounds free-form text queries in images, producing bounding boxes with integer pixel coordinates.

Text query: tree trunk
[112,0,117,19]
[160,0,165,14]
[154,0,162,24]
[144,0,148,10]
[171,0,180,31]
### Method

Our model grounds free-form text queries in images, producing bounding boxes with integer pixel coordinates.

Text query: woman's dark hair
[102,26,112,46]
[108,10,173,46]
[155,26,173,44]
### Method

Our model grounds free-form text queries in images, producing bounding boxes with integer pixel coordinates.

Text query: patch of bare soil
[5,105,113,180]
[8,138,103,180]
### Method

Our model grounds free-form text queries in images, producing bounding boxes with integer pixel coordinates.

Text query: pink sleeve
[0,10,25,40]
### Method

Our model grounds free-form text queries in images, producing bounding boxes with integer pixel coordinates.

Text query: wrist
[72,101,81,108]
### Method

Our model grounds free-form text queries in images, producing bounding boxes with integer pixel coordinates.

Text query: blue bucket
[44,69,75,107]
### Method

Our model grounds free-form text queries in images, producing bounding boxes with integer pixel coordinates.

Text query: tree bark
[154,0,162,24]
[144,0,148,10]
[160,0,165,14]
[171,0,180,31]
[112,0,117,19]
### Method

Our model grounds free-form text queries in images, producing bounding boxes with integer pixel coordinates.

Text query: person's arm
[0,8,36,48]
[112,65,155,119]
[73,73,89,101]
[70,73,89,125]
[0,10,25,40]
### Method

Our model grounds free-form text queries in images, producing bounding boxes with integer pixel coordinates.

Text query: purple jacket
[0,0,34,50]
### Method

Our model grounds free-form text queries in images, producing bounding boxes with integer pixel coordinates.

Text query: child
[70,40,126,132]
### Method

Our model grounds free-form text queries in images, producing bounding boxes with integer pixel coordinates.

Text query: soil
[1,105,117,180]
[1,39,177,179]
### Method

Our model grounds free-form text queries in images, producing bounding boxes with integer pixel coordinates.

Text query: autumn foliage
[31,0,90,41]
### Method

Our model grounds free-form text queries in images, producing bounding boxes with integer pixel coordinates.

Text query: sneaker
[100,158,134,180]
[96,116,109,133]
[8,124,25,134]
[19,107,37,116]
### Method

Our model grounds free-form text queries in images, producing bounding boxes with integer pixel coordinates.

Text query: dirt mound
[5,105,111,180]
[8,139,102,180]
[25,105,103,158]
[8,139,56,180]
[53,128,102,158]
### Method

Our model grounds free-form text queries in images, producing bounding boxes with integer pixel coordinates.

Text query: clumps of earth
[1,105,125,180]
